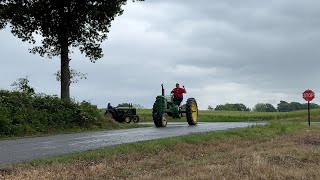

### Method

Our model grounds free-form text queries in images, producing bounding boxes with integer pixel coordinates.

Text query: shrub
[0,90,106,136]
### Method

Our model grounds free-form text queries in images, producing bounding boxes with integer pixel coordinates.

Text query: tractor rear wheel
[124,116,132,123]
[186,98,198,125]
[133,116,140,123]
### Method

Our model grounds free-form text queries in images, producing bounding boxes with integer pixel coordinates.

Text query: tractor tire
[186,98,198,125]
[152,102,158,124]
[154,113,168,127]
[152,102,157,117]
[133,116,140,123]
[124,116,132,124]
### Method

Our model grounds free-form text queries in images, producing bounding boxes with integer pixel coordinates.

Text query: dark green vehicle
[152,84,198,127]
[105,103,139,123]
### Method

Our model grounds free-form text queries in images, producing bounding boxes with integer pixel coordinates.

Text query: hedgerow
[0,90,106,136]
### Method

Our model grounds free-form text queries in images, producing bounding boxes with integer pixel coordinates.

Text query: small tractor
[152,84,198,127]
[105,103,139,123]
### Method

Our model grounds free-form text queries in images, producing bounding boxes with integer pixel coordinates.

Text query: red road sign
[303,90,315,101]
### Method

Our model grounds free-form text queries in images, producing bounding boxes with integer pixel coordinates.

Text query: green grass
[137,109,320,122]
[14,122,303,167]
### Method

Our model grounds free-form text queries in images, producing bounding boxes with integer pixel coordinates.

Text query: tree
[277,101,319,112]
[208,105,214,110]
[265,103,277,112]
[236,103,250,112]
[132,104,145,109]
[308,103,319,109]
[11,76,35,95]
[0,0,143,100]
[253,103,266,112]
[277,101,291,112]
[290,102,304,111]
[214,105,224,111]
[253,103,276,112]
[55,69,87,84]
[117,103,132,108]
[116,103,144,109]
[214,103,250,111]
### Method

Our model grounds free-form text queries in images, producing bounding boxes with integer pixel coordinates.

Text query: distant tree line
[209,100,319,112]
[253,103,277,112]
[214,103,251,112]
[117,103,145,109]
[276,101,319,112]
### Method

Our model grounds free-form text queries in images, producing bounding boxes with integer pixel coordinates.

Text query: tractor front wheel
[133,116,140,123]
[154,113,168,127]
[186,98,198,125]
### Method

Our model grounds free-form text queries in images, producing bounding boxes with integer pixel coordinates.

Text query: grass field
[137,108,320,122]
[2,123,320,179]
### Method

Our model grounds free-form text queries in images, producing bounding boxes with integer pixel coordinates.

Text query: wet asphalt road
[0,122,264,166]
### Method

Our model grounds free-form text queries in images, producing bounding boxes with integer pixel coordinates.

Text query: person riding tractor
[171,83,186,106]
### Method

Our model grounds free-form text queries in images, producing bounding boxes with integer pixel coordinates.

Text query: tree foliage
[208,105,214,111]
[116,103,143,108]
[132,104,145,109]
[0,0,142,59]
[253,103,277,112]
[277,101,291,112]
[277,100,319,112]
[11,76,35,95]
[55,69,87,84]
[214,103,250,112]
[0,90,105,136]
[117,103,132,108]
[0,0,143,99]
[116,103,144,109]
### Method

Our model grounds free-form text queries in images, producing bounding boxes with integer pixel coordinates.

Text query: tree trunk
[60,40,70,100]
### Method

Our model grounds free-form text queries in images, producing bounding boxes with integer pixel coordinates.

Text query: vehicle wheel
[154,113,168,127]
[152,102,159,125]
[152,102,157,118]
[133,116,140,123]
[186,98,198,125]
[124,116,132,124]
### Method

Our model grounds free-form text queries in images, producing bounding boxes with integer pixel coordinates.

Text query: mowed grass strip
[137,109,320,122]
[2,123,320,179]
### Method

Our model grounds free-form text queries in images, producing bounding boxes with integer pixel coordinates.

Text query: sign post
[303,89,315,127]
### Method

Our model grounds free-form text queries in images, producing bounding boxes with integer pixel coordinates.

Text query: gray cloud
[1,0,320,109]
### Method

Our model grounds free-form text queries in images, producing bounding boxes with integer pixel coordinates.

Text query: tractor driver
[171,83,187,106]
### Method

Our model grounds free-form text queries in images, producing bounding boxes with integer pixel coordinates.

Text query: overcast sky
[1,0,320,110]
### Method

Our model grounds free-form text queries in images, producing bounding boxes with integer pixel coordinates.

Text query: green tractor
[152,84,198,127]
[105,103,140,123]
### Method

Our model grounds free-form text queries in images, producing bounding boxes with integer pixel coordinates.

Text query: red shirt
[171,88,186,98]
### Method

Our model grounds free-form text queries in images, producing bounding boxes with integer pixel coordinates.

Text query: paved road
[0,122,264,166]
